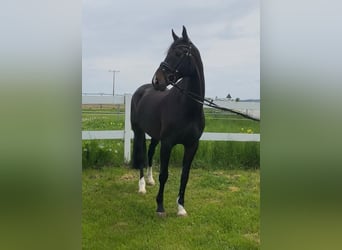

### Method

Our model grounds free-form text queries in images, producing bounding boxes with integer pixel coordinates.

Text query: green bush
[167,141,260,169]
[82,140,124,169]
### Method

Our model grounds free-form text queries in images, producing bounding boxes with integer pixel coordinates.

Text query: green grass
[82,113,125,131]
[82,107,260,248]
[204,110,259,133]
[82,108,259,133]
[82,107,260,169]
[82,166,260,249]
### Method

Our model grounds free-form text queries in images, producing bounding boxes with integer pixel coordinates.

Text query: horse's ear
[182,25,189,41]
[172,29,179,41]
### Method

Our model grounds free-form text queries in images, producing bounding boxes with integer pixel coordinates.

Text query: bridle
[154,43,260,121]
[158,44,193,85]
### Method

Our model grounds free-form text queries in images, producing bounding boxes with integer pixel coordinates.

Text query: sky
[82,0,259,99]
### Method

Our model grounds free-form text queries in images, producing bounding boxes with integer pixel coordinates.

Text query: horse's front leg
[156,141,172,216]
[177,142,199,216]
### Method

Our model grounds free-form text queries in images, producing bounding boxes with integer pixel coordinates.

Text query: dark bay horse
[130,26,205,216]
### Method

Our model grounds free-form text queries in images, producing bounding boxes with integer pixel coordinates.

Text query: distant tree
[235,97,240,102]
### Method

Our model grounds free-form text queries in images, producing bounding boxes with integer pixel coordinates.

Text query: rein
[158,43,260,122]
[169,81,260,122]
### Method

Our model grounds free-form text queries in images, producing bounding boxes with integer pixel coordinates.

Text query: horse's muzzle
[152,69,167,91]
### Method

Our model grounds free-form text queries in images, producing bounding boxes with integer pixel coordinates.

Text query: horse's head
[152,26,195,91]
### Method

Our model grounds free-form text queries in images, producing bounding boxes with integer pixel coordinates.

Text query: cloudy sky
[83,0,259,99]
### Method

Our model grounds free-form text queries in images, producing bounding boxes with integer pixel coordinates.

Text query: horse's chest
[177,120,204,143]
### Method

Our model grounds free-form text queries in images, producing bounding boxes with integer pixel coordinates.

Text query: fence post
[124,94,132,164]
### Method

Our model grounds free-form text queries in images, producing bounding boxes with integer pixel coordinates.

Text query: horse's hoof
[138,189,146,194]
[138,177,146,194]
[146,179,155,186]
[177,211,188,217]
[156,212,166,217]
[177,204,188,216]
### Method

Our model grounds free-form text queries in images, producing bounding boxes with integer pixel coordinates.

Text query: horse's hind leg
[177,141,199,216]
[156,141,172,215]
[146,138,159,186]
[132,126,147,194]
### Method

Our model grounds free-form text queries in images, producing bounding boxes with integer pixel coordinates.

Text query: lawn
[82,107,259,133]
[82,106,260,249]
[82,166,260,249]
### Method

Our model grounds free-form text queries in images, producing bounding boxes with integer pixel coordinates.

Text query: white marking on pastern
[146,167,155,185]
[138,177,146,194]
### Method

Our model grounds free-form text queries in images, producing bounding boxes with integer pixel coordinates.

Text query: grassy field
[82,106,260,249]
[82,107,259,133]
[82,107,260,169]
[82,166,260,249]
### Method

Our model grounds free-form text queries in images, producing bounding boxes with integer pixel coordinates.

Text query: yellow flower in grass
[247,128,253,134]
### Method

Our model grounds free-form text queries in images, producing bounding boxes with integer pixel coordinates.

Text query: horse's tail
[130,85,152,169]
[131,125,147,169]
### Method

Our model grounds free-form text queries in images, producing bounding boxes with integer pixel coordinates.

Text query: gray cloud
[83,0,259,99]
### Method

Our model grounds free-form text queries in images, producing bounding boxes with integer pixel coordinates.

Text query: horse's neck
[187,71,204,98]
[183,74,205,113]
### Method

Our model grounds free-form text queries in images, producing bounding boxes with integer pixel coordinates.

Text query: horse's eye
[175,50,182,57]
[168,75,175,82]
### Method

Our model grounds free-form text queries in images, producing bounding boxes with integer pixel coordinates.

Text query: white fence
[213,99,260,120]
[82,94,260,163]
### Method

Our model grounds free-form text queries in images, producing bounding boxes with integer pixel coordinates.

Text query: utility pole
[108,69,120,96]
